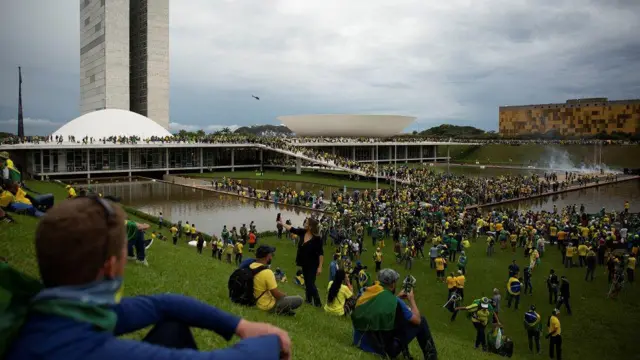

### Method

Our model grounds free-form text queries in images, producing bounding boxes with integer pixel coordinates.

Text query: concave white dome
[53,109,172,139]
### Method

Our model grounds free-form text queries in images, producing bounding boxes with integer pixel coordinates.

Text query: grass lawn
[440,144,640,169]
[2,181,639,360]
[184,170,391,190]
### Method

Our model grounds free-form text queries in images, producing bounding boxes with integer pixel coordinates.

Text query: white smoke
[543,147,618,173]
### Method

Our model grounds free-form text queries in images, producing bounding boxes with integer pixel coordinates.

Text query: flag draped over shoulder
[351,282,397,332]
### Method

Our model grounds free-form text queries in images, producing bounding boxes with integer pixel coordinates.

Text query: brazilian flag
[351,282,397,332]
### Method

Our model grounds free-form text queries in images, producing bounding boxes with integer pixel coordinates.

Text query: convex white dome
[53,109,172,139]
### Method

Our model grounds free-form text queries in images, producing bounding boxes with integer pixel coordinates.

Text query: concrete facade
[79,0,169,129]
[499,98,640,136]
[80,0,130,114]
[145,0,170,129]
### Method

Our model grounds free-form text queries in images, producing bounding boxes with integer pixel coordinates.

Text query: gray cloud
[1,0,639,136]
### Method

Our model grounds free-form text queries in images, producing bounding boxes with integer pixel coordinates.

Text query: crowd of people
[1,139,639,360]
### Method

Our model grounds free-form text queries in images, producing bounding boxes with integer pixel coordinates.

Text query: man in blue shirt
[351,269,438,360]
[5,197,291,360]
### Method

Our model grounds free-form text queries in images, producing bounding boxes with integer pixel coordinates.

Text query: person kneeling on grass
[251,245,303,316]
[351,269,438,360]
[2,196,292,360]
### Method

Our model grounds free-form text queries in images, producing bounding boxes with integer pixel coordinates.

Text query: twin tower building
[80,0,170,129]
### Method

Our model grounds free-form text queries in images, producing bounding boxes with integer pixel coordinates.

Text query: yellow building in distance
[499,98,640,136]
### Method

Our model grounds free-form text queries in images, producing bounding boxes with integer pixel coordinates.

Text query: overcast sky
[0,0,639,135]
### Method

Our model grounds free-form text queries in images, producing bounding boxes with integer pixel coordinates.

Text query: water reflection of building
[499,98,640,136]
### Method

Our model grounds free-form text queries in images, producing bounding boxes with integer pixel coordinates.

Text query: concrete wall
[499,99,640,136]
[104,0,130,111]
[146,0,170,129]
[80,0,107,114]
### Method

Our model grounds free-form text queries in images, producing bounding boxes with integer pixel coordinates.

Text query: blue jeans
[128,230,146,261]
[8,202,43,217]
[390,316,438,360]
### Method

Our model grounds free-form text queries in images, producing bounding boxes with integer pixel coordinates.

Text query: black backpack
[228,265,268,306]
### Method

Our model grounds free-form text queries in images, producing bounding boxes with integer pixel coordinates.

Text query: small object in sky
[252,95,260,100]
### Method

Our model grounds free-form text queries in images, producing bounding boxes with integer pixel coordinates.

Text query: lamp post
[394,143,397,192]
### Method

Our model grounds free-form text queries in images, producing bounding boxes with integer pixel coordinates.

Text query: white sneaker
[127,256,136,261]
[137,259,149,266]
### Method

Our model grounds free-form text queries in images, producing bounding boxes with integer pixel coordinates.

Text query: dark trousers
[524,279,533,294]
[585,267,595,281]
[549,335,562,360]
[473,322,487,350]
[527,329,540,353]
[172,236,178,245]
[127,230,146,261]
[507,293,520,309]
[579,256,586,267]
[548,288,558,304]
[375,261,381,272]
[235,253,243,265]
[388,316,438,360]
[557,296,572,315]
[628,268,635,283]
[196,246,203,254]
[449,250,457,262]
[430,257,436,268]
[31,194,54,211]
[143,321,198,350]
[302,266,322,307]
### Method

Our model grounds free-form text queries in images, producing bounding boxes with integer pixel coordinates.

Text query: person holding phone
[278,217,324,307]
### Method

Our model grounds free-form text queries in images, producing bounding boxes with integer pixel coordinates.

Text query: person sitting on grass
[251,245,303,316]
[351,268,438,360]
[324,269,355,316]
[2,196,292,360]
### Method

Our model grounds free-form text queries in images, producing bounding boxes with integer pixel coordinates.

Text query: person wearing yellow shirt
[324,269,355,316]
[234,241,244,266]
[373,247,383,272]
[506,274,521,310]
[65,185,77,199]
[170,224,178,245]
[549,224,558,245]
[577,243,588,267]
[190,224,197,240]
[455,270,466,300]
[565,243,575,268]
[446,273,458,300]
[547,309,562,360]
[435,255,447,283]
[251,245,303,315]
[628,255,636,283]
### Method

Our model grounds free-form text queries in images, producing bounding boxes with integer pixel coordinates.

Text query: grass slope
[2,181,639,359]
[439,144,640,169]
[185,170,391,190]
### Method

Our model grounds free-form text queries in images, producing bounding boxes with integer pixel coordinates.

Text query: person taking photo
[279,217,324,307]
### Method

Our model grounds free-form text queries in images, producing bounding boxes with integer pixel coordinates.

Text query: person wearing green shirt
[457,251,468,275]
[449,237,459,262]
[126,219,151,266]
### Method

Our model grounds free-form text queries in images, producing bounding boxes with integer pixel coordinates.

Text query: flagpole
[18,66,24,138]
[394,143,397,192]
[375,144,379,191]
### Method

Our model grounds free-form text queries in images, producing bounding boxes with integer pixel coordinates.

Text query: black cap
[256,245,276,258]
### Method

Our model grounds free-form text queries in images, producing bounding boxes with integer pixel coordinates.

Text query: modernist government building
[499,97,640,137]
[0,0,468,180]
